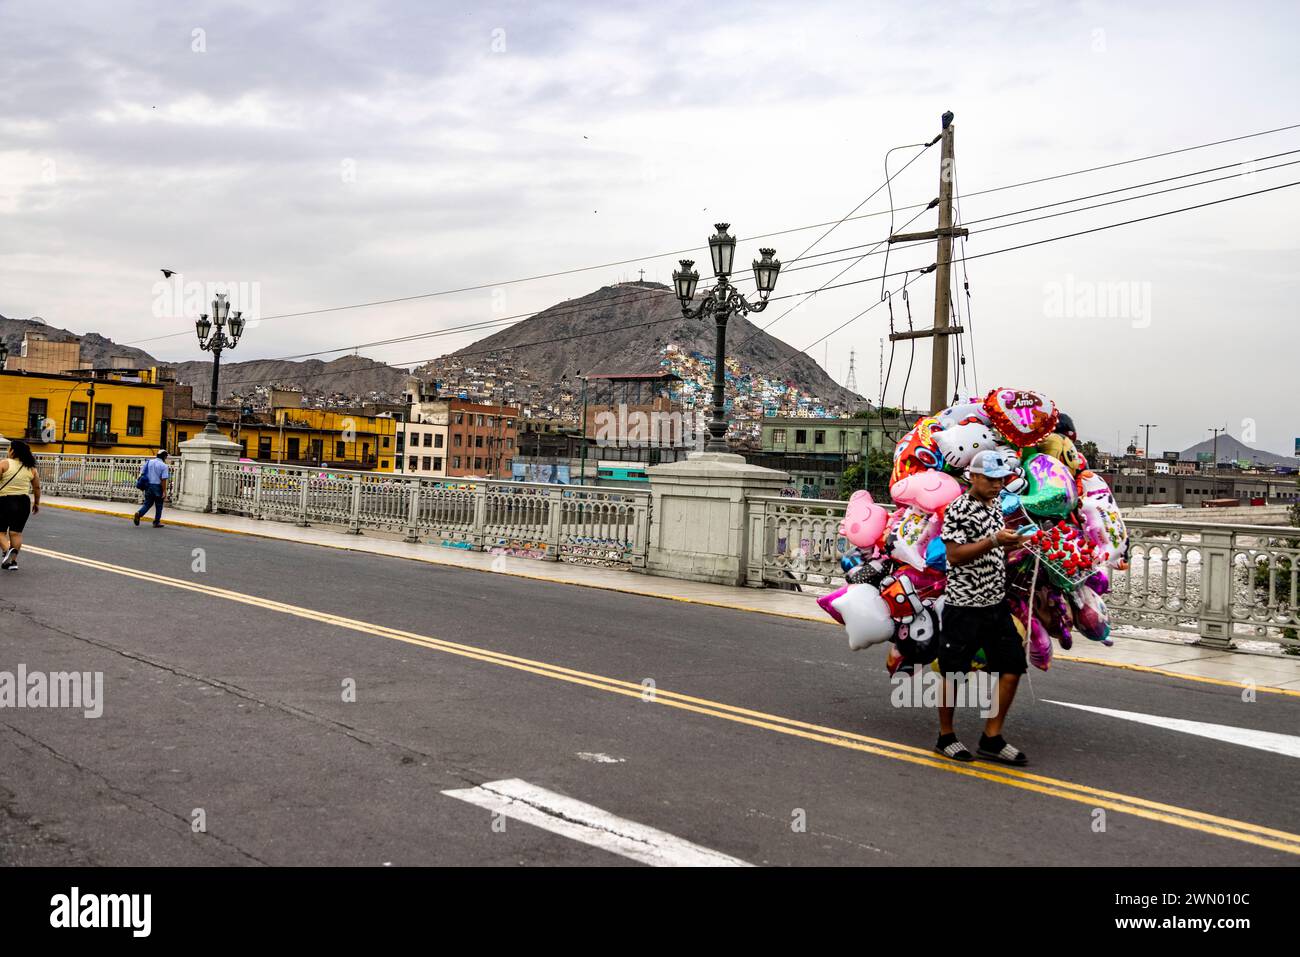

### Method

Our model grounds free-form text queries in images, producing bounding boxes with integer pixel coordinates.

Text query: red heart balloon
[983,387,1059,445]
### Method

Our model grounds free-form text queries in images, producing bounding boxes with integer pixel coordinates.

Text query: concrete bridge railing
[34,453,183,505]
[207,458,651,569]
[744,493,1300,652]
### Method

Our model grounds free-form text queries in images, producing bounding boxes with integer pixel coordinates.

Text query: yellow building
[251,407,397,472]
[162,384,397,471]
[0,368,165,456]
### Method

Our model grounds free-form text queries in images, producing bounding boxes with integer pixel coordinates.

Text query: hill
[433,282,861,410]
[1179,434,1294,467]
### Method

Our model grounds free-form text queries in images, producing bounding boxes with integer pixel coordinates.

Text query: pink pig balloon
[890,471,962,515]
[838,489,890,550]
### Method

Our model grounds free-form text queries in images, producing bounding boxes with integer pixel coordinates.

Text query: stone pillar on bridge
[1195,526,1236,650]
[177,431,242,513]
[645,451,789,587]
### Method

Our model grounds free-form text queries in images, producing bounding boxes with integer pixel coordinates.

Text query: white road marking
[576,752,625,764]
[1045,700,1300,759]
[441,778,751,867]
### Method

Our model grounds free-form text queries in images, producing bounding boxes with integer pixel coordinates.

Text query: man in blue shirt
[134,451,171,528]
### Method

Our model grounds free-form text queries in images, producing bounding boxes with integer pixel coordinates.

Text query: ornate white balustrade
[210,461,651,569]
[745,496,862,587]
[34,454,183,504]
[744,494,1300,651]
[1115,520,1300,649]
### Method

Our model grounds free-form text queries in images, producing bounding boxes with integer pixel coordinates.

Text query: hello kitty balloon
[933,421,999,473]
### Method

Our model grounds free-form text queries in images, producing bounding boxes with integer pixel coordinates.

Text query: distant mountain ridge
[431,282,861,409]
[1,312,409,403]
[4,284,862,412]
[1179,433,1293,467]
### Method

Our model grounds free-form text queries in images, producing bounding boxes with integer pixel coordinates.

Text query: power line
[740,141,938,342]
[952,168,979,396]
[765,147,1300,266]
[123,123,1300,348]
[954,178,1300,266]
[267,286,681,361]
[195,263,925,393]
[242,226,936,366]
[767,178,1300,301]
[757,178,1300,379]
[280,148,943,365]
[186,177,1300,393]
[736,201,935,348]
[781,139,934,271]
[960,148,1300,228]
[967,156,1300,237]
[769,273,917,381]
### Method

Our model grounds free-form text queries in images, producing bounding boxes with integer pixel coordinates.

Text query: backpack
[136,463,151,491]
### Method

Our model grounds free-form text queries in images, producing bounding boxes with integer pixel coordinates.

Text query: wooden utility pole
[929,113,958,413]
[887,111,968,413]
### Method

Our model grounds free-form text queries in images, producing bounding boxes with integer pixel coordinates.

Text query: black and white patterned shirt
[940,492,1006,607]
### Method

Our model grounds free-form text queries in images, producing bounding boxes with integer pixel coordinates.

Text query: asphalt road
[1,507,1297,866]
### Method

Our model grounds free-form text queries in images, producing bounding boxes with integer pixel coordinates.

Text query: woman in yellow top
[0,439,41,571]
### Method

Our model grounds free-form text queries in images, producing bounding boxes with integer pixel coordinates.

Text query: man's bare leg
[983,672,1020,738]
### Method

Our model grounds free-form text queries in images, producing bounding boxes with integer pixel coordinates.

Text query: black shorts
[0,495,31,534]
[938,601,1027,676]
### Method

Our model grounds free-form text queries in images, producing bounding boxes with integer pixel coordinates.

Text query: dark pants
[937,601,1028,677]
[136,483,164,523]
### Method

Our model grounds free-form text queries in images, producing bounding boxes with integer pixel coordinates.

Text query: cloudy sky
[2,0,1297,456]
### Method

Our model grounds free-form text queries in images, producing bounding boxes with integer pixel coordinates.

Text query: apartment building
[445,399,519,478]
[399,395,449,477]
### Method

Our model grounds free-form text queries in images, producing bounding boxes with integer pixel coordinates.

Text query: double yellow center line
[28,545,1300,857]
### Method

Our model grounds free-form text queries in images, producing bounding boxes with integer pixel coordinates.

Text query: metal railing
[745,495,1300,650]
[34,454,183,504]
[210,461,651,569]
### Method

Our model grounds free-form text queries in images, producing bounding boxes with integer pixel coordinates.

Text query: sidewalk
[42,495,1300,696]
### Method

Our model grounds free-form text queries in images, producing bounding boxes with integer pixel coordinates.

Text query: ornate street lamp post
[673,224,780,453]
[195,292,246,435]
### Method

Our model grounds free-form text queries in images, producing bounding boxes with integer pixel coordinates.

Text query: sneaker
[133,514,141,526]
[0,548,14,569]
[935,733,975,762]
[978,734,1028,766]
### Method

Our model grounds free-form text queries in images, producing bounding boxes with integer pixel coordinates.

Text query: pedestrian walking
[0,439,42,571]
[934,449,1034,765]
[134,450,171,528]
